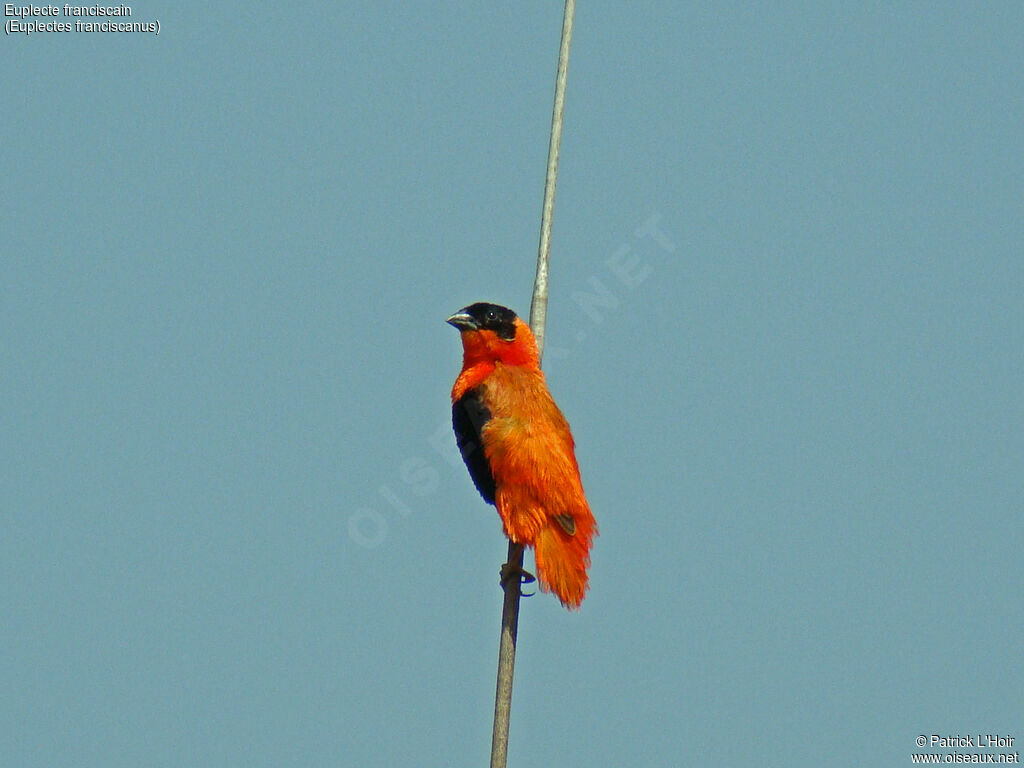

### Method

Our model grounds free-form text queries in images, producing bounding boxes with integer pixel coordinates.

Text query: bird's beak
[446,311,478,331]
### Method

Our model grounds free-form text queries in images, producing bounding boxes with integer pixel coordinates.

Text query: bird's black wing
[452,385,496,504]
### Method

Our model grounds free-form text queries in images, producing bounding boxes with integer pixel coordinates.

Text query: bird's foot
[499,561,536,597]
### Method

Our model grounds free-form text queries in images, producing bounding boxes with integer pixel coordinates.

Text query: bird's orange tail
[533,514,595,610]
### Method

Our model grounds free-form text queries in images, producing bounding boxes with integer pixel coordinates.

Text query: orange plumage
[447,302,597,609]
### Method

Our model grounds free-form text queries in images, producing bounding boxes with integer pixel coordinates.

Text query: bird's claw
[500,561,536,596]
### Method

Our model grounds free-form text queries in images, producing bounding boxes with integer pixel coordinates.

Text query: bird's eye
[487,310,498,321]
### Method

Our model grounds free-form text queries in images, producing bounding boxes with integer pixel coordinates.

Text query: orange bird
[447,302,597,609]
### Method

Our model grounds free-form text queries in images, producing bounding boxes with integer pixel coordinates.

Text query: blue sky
[3,3,1022,766]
